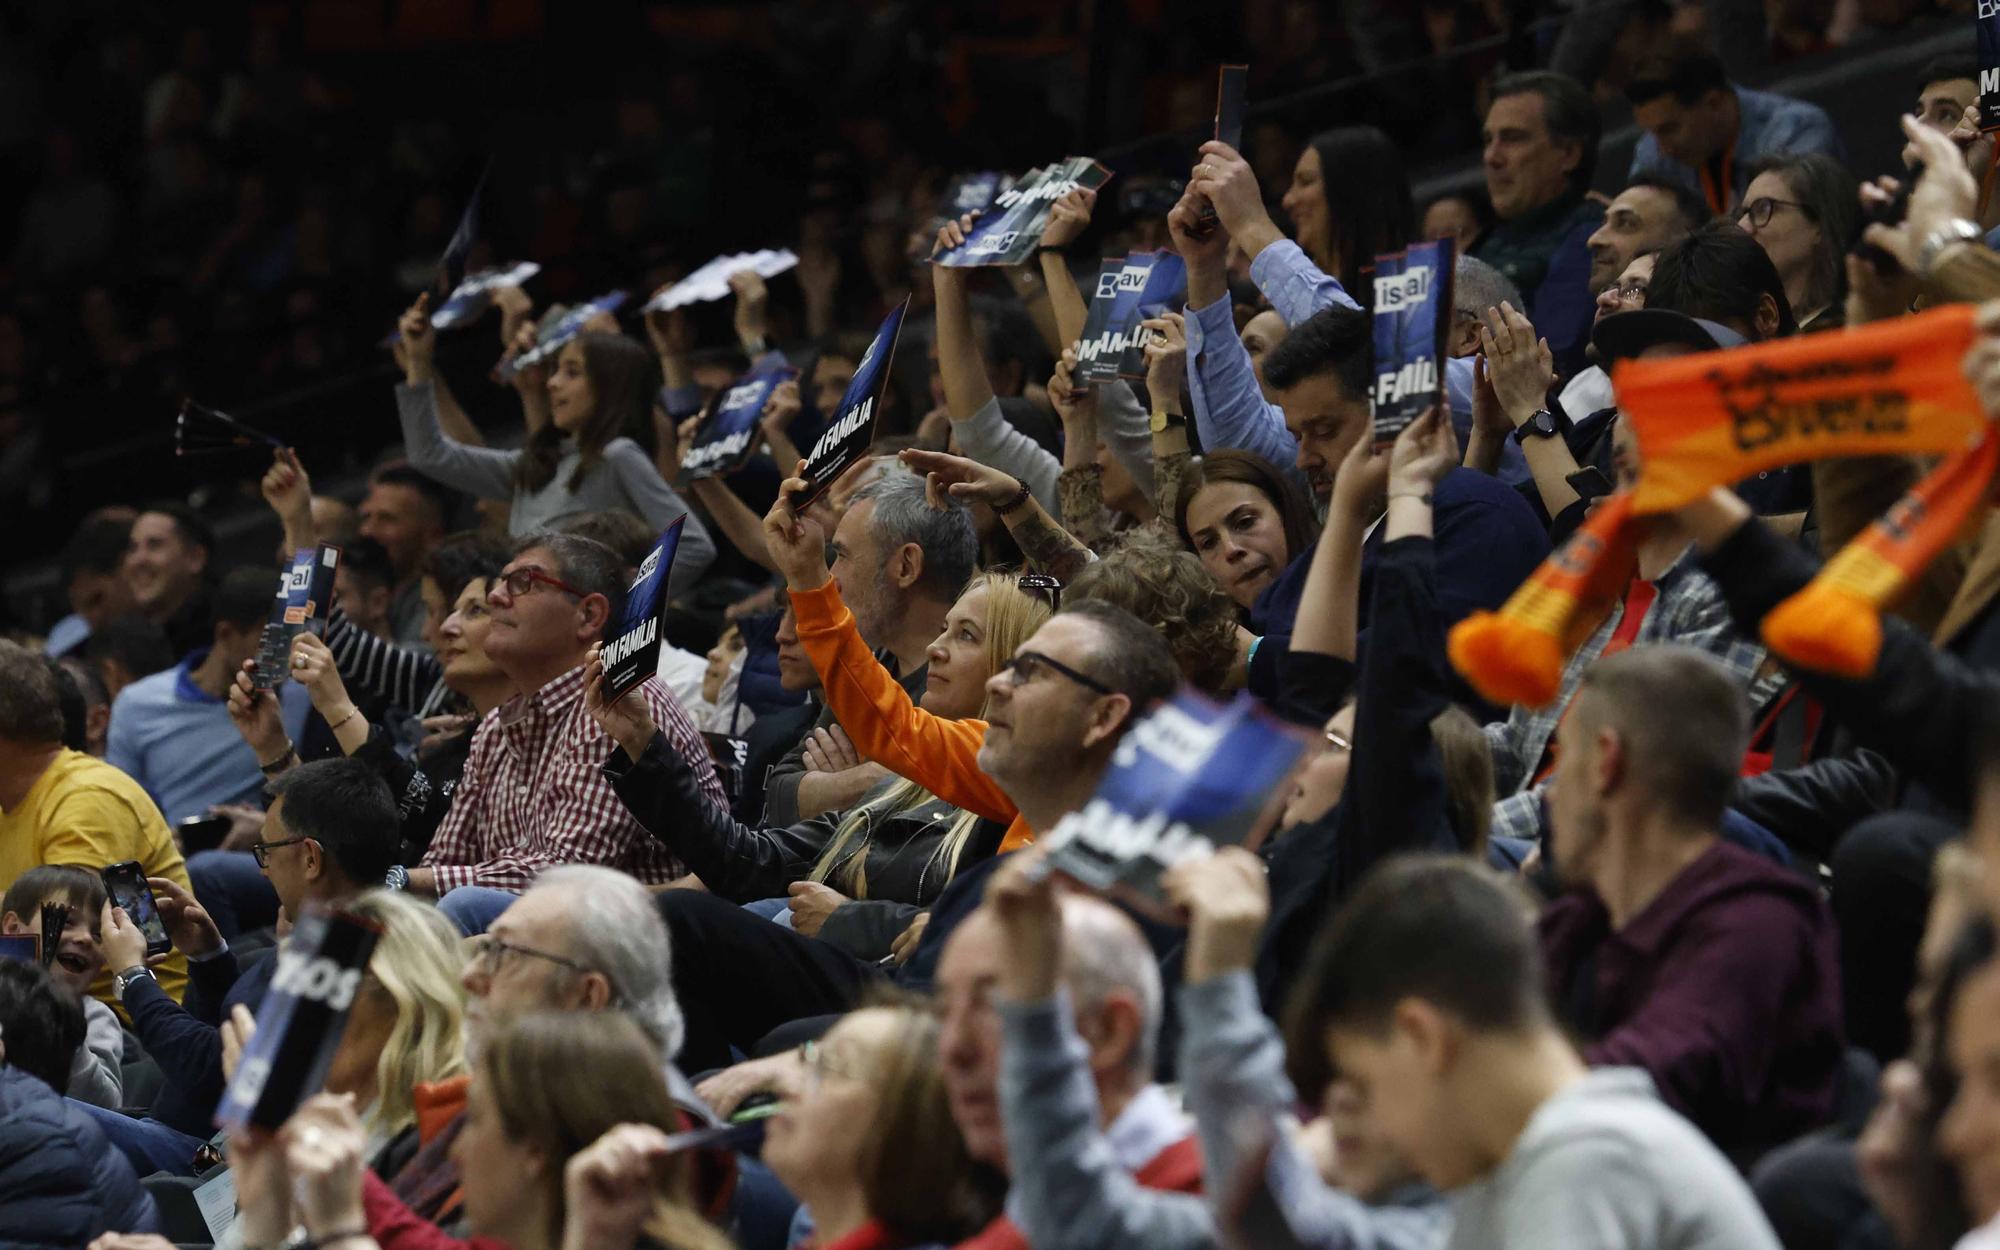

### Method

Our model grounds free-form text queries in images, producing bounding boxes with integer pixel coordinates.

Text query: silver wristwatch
[1919,218,1984,280]
[384,864,409,892]
[113,965,157,997]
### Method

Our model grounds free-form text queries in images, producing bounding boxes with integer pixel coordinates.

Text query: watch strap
[1512,410,1559,444]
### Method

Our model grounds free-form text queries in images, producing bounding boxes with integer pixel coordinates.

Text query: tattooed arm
[898,448,1096,584]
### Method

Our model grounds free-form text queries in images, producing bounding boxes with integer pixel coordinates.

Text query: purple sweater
[1540,839,1843,1162]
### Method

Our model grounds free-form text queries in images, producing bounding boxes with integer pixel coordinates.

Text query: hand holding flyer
[788,298,910,509]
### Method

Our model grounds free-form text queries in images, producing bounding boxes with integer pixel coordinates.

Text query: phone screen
[0,934,38,965]
[101,863,171,956]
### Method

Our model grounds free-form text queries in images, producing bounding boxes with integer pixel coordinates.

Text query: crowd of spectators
[6,3,2000,1250]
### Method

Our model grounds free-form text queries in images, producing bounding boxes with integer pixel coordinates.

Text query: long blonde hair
[809,572,1053,897]
[482,1011,732,1250]
[343,889,468,1138]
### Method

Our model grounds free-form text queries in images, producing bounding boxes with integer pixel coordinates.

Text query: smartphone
[1566,466,1615,502]
[100,861,172,958]
[1855,163,1920,277]
[0,934,38,965]
[178,813,231,856]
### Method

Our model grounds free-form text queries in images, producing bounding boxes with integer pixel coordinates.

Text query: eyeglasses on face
[251,836,310,867]
[495,566,588,601]
[1016,573,1062,612]
[466,933,591,978]
[997,650,1115,697]
[1609,278,1648,303]
[1736,197,1812,231]
[801,1037,867,1089]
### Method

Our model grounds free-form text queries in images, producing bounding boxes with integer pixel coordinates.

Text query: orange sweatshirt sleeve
[790,582,1019,826]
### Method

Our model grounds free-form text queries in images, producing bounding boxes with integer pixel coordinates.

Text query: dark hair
[55,656,107,711]
[61,515,134,589]
[1573,646,1748,828]
[1303,126,1415,295]
[42,658,86,753]
[0,640,63,744]
[1919,54,1979,92]
[1174,450,1317,575]
[1431,706,1495,858]
[512,531,629,628]
[1422,187,1495,238]
[515,332,661,494]
[1260,304,1373,401]
[339,536,396,593]
[420,531,512,604]
[1626,45,1731,109]
[1052,598,1182,718]
[1623,173,1713,238]
[267,757,400,887]
[83,615,174,686]
[1741,153,1862,318]
[1491,70,1600,197]
[0,959,84,1090]
[1283,856,1546,1101]
[3,866,106,936]
[1647,220,1797,339]
[555,510,658,573]
[971,301,1051,399]
[138,501,216,559]
[369,461,456,525]
[215,565,280,632]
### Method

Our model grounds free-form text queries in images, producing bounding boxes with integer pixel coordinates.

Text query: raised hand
[1478,303,1555,427]
[1190,140,1282,256]
[932,212,980,260]
[561,1124,676,1250]
[643,302,694,360]
[492,283,534,349]
[1869,114,1982,276]
[148,875,224,958]
[583,643,659,758]
[762,472,832,590]
[1049,348,1096,428]
[1329,425,1391,527]
[227,659,291,766]
[288,633,357,726]
[896,447,1025,510]
[983,849,1062,1002]
[1040,188,1097,251]
[1167,188,1230,305]
[398,293,435,384]
[282,1093,370,1238]
[1160,846,1270,983]
[730,270,771,350]
[261,448,314,540]
[1388,407,1459,497]
[1141,312,1188,400]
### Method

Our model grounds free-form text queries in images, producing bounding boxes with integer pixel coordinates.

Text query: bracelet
[1034,244,1065,258]
[993,478,1033,515]
[325,706,361,734]
[1387,491,1433,504]
[258,744,298,773]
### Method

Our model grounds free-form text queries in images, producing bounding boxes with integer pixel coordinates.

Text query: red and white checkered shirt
[421,663,723,894]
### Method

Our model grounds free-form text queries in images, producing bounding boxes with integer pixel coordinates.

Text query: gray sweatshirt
[395,382,716,596]
[66,994,123,1109]
[1186,973,1781,1250]
[954,381,1155,513]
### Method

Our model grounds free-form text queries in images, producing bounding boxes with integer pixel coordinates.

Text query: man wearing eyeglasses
[411,532,723,934]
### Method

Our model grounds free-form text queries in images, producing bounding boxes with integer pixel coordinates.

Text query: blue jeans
[72,1100,209,1177]
[186,849,281,940]
[437,886,519,936]
[741,897,794,928]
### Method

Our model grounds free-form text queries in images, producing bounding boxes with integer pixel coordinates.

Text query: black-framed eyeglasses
[1017,573,1062,612]
[495,566,588,601]
[998,650,1114,697]
[1736,197,1813,230]
[250,836,310,867]
[467,933,592,978]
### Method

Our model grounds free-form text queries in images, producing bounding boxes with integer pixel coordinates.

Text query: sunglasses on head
[1017,573,1062,612]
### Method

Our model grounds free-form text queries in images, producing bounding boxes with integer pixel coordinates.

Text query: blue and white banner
[940,171,1008,219]
[791,298,908,509]
[645,250,800,313]
[499,291,629,379]
[679,358,799,484]
[602,516,688,705]
[935,156,1114,269]
[1370,237,1454,447]
[1115,252,1188,380]
[1074,252,1186,384]
[381,261,541,345]
[1035,689,1308,917]
[253,544,340,691]
[1982,0,2000,132]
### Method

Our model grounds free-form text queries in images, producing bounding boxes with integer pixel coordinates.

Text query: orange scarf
[1449,305,1994,701]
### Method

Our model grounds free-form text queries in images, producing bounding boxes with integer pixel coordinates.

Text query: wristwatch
[113,966,157,998]
[1919,218,1984,280]
[1512,409,1560,444]
[1149,404,1185,434]
[384,864,410,892]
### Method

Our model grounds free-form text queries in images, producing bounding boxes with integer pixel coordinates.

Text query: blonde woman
[232,1012,730,1250]
[585,572,1053,961]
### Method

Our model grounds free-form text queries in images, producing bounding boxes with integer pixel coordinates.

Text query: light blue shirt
[106,650,311,823]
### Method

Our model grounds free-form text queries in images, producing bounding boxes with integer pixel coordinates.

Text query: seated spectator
[0,866,117,1107]
[1422,187,1494,254]
[1563,176,1709,415]
[106,565,311,824]
[767,1005,1004,1248]
[93,756,400,1169]
[360,461,455,647]
[1468,72,1608,377]
[594,571,1049,955]
[1066,531,1250,695]
[1279,856,1784,1247]
[122,501,217,659]
[48,508,137,658]
[84,613,176,703]
[335,535,401,642]
[51,654,111,757]
[1250,304,1547,700]
[393,296,718,590]
[0,639,191,1003]
[411,532,722,933]
[1173,449,1318,614]
[1736,153,1862,332]
[1628,44,1842,216]
[555,507,720,713]
[1557,251,1658,424]
[1914,53,1980,135]
[0,960,158,1243]
[1448,254,1526,356]
[1541,646,1842,1162]
[235,1013,730,1250]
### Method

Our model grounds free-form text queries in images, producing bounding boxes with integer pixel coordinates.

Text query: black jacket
[0,1065,158,1247]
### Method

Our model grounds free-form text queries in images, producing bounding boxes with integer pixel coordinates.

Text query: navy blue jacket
[1248,467,1549,711]
[0,1065,158,1246]
[124,944,277,1136]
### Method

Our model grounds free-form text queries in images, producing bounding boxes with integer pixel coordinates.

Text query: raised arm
[602,441,719,595]
[901,447,1094,584]
[1479,302,1580,518]
[1038,188,1097,349]
[395,294,521,501]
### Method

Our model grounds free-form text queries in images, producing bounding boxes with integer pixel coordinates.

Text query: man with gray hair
[764,469,980,823]
[412,532,723,934]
